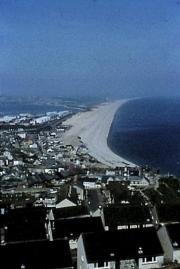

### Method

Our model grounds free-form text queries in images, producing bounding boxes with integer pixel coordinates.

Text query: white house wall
[157,226,173,262]
[77,235,88,269]
[139,256,164,269]
[173,250,180,263]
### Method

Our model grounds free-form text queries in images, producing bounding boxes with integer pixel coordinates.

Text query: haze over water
[108,97,180,176]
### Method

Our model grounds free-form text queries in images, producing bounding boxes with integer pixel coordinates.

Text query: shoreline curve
[63,100,136,168]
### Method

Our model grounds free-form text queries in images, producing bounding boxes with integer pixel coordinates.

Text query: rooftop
[82,227,163,263]
[53,216,104,239]
[104,204,152,228]
[157,204,180,223]
[0,207,47,242]
[0,239,73,269]
[53,205,89,220]
[166,223,180,249]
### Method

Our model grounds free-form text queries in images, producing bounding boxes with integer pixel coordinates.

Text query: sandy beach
[63,100,136,168]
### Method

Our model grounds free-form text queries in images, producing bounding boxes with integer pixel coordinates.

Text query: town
[0,110,180,269]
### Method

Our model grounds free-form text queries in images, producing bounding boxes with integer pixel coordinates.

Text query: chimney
[68,185,72,197]
[138,246,143,255]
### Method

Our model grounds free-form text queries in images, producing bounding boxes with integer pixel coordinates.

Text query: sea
[108,97,180,177]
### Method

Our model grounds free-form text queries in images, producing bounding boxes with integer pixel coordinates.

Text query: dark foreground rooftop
[82,227,163,263]
[104,204,152,228]
[166,223,180,249]
[53,205,89,220]
[157,204,180,223]
[0,207,47,242]
[53,216,104,239]
[0,239,73,269]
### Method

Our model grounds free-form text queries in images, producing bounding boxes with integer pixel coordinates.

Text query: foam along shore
[63,100,136,168]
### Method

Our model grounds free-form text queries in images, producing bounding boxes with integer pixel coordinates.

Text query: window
[142,258,146,263]
[98,261,105,267]
[142,257,157,263]
[94,261,107,268]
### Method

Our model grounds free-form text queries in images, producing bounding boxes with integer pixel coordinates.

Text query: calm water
[108,97,180,176]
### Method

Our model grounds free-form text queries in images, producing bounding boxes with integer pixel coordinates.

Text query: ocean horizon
[108,97,180,177]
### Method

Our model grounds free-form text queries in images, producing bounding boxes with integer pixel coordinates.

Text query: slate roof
[6,207,46,222]
[53,216,104,239]
[0,207,47,242]
[166,223,180,249]
[157,204,180,223]
[104,205,152,228]
[5,221,46,242]
[53,205,89,220]
[0,239,73,269]
[82,227,163,263]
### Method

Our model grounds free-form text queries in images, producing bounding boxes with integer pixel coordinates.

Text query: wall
[173,249,180,263]
[77,235,89,269]
[139,256,164,269]
[157,225,173,262]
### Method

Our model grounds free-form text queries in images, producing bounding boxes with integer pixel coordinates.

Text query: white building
[77,228,164,269]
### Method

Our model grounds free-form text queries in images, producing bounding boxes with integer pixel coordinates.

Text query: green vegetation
[107,182,144,205]
[144,176,180,206]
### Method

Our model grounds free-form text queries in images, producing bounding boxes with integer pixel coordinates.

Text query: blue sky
[1,0,180,98]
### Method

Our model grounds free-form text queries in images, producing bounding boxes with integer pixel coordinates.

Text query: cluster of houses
[0,112,180,268]
[0,111,152,209]
[0,197,180,269]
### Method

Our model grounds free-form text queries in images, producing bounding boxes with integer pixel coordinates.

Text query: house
[43,195,57,208]
[105,170,116,176]
[77,228,164,269]
[158,223,180,263]
[103,205,153,231]
[128,176,149,188]
[73,181,85,201]
[0,239,73,269]
[83,178,99,189]
[3,150,13,161]
[56,198,77,209]
[52,216,104,249]
[0,207,47,243]
[47,205,90,249]
[47,205,90,226]
[101,175,116,186]
[13,159,24,166]
[52,205,89,220]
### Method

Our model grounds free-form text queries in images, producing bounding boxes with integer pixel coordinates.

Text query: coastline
[63,99,136,168]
